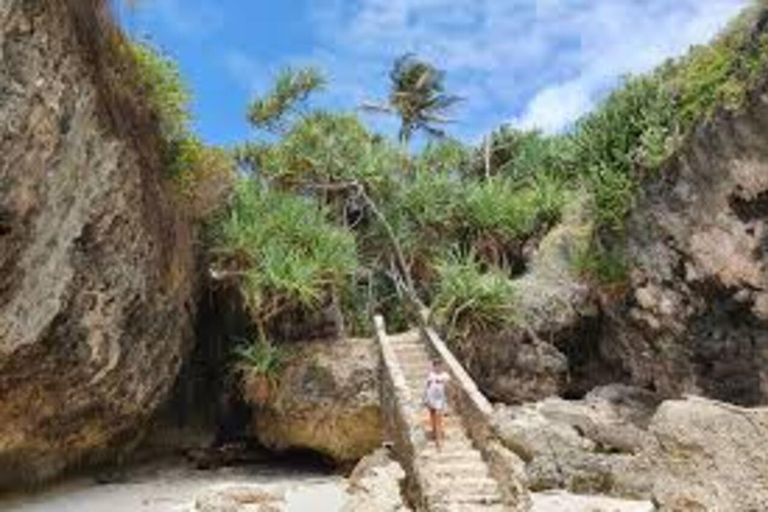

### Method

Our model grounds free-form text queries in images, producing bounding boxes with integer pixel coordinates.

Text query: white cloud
[515,80,592,133]
[308,0,750,135]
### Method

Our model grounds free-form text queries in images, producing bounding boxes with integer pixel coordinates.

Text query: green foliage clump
[662,6,768,128]
[463,177,565,242]
[234,338,285,379]
[215,181,358,335]
[433,253,517,337]
[247,67,326,133]
[569,74,679,230]
[243,111,400,192]
[129,41,191,141]
[474,127,575,183]
[129,41,234,216]
[573,242,629,287]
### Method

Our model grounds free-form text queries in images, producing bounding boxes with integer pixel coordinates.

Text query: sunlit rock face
[602,75,768,406]
[245,337,382,463]
[0,0,195,487]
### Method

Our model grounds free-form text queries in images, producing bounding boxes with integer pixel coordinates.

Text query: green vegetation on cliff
[139,2,768,346]
[129,41,234,218]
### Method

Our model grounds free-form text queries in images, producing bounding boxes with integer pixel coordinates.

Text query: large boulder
[492,385,658,498]
[645,397,768,511]
[495,392,768,511]
[0,0,195,487]
[246,338,382,463]
[601,73,768,405]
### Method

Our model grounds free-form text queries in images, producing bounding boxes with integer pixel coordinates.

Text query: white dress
[425,371,450,411]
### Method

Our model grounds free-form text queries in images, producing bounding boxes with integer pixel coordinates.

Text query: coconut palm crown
[363,54,463,147]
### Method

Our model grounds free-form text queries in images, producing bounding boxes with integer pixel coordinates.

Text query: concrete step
[433,477,499,496]
[395,356,429,365]
[421,449,483,464]
[393,344,430,355]
[399,361,431,371]
[432,505,507,512]
[388,331,421,344]
[405,372,433,381]
[432,462,490,479]
[431,489,503,506]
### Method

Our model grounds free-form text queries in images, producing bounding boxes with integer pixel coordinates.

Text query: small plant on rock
[234,338,286,405]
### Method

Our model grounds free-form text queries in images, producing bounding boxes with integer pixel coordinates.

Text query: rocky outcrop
[342,448,411,512]
[0,0,195,487]
[494,391,768,511]
[601,76,768,405]
[456,198,604,403]
[645,397,768,511]
[246,338,382,463]
[492,385,658,498]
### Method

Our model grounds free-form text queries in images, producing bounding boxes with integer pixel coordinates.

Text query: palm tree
[363,54,462,147]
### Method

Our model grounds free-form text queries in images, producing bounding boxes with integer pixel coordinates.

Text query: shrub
[568,74,678,231]
[573,241,629,287]
[215,180,359,336]
[433,253,517,338]
[663,5,768,128]
[473,127,575,183]
[234,338,285,379]
[248,111,400,193]
[129,41,234,216]
[170,138,235,219]
[414,139,472,175]
[462,177,565,241]
[128,41,191,142]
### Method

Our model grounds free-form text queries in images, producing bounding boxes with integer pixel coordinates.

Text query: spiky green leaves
[247,67,327,133]
[433,253,517,338]
[216,181,358,325]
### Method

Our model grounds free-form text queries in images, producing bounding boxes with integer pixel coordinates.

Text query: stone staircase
[377,318,656,512]
[388,330,508,511]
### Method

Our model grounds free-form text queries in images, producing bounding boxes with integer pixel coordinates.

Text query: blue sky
[115,0,749,147]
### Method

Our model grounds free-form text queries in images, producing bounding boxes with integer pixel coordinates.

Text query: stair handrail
[373,315,431,509]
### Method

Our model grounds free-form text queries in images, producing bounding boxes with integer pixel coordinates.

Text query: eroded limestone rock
[342,448,411,512]
[456,198,603,403]
[0,0,195,487]
[602,74,768,405]
[246,338,382,463]
[495,392,768,512]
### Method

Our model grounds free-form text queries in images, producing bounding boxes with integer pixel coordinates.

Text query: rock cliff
[601,75,768,405]
[0,0,195,487]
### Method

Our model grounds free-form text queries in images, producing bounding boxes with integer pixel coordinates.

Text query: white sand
[1,462,349,512]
